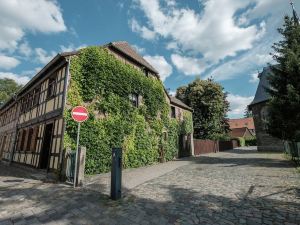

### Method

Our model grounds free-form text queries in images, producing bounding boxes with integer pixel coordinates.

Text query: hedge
[245,137,257,146]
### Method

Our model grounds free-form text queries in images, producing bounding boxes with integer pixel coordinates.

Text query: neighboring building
[228,117,255,135]
[248,67,283,151]
[229,127,254,139]
[0,41,193,173]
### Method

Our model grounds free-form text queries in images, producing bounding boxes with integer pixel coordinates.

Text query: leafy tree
[0,78,22,105]
[176,78,229,139]
[244,107,252,118]
[267,15,300,141]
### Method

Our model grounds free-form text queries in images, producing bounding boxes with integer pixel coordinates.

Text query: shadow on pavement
[0,182,299,225]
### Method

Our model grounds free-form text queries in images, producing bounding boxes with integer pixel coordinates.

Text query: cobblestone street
[1,148,300,225]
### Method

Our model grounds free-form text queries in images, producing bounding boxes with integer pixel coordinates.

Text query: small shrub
[245,137,257,146]
[232,137,245,147]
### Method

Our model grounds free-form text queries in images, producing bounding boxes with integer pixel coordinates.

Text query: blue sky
[0,0,298,118]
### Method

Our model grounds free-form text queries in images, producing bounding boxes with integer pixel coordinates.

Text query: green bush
[232,137,245,147]
[64,47,193,174]
[245,137,257,146]
[212,134,231,141]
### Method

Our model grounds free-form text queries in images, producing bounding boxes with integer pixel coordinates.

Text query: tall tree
[267,15,300,141]
[176,78,229,139]
[0,78,22,105]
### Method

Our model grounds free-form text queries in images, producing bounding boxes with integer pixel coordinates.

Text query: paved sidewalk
[1,148,300,225]
[85,158,193,195]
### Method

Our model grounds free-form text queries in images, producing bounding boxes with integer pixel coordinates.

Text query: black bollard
[111,148,122,200]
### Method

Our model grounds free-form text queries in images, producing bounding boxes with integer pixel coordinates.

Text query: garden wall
[193,140,218,155]
[219,140,239,151]
[194,139,239,156]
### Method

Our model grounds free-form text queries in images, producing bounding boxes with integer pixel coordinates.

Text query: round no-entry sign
[71,106,89,122]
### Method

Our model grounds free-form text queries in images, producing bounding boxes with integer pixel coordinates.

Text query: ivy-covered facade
[0,41,193,176]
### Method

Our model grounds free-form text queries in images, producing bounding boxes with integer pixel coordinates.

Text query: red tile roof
[230,127,254,138]
[228,117,254,130]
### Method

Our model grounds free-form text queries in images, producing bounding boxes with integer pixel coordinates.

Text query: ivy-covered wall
[64,46,193,174]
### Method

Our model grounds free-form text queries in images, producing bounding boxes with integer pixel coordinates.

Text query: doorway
[39,123,53,169]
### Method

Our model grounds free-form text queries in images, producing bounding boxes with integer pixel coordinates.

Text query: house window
[33,126,39,152]
[33,87,40,106]
[22,95,30,112]
[20,98,25,113]
[1,136,7,153]
[261,106,269,130]
[143,69,149,77]
[16,131,22,151]
[26,128,33,151]
[47,76,56,99]
[29,126,39,152]
[129,93,139,107]
[171,106,176,118]
[20,129,27,151]
[163,131,168,141]
[27,93,33,110]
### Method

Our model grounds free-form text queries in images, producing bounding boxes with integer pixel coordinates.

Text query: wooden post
[75,146,86,187]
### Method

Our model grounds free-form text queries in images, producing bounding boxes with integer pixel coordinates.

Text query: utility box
[111,148,122,200]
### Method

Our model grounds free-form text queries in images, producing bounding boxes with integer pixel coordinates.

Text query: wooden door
[39,123,53,169]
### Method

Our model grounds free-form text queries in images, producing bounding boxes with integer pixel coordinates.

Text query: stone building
[248,67,283,151]
[0,41,193,173]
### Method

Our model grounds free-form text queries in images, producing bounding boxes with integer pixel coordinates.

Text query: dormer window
[129,93,139,107]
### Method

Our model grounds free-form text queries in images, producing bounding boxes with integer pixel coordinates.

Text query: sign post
[71,106,89,188]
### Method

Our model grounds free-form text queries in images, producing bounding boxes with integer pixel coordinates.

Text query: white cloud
[0,0,66,51]
[132,0,262,62]
[60,44,87,53]
[249,72,259,83]
[166,42,179,51]
[166,0,176,7]
[227,94,254,118]
[18,41,32,57]
[205,46,273,81]
[131,0,299,81]
[20,67,42,77]
[132,44,145,54]
[143,55,172,81]
[168,90,176,96]
[0,72,30,85]
[171,54,207,76]
[0,55,20,70]
[35,48,56,65]
[130,18,156,40]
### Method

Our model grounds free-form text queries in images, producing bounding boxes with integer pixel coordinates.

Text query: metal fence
[65,150,76,183]
[284,141,300,164]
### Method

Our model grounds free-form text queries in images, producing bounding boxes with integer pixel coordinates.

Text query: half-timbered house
[0,41,193,175]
